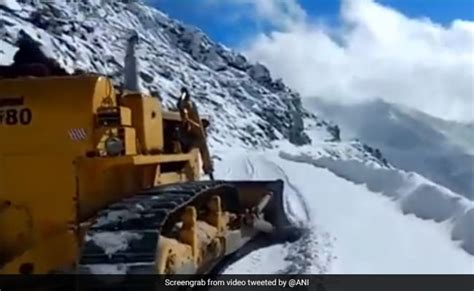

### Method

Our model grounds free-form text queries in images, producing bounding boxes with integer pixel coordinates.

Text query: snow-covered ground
[217,147,474,274]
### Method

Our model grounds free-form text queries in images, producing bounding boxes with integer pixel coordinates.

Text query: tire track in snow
[261,157,311,224]
[247,156,301,224]
[223,165,232,178]
[245,155,256,178]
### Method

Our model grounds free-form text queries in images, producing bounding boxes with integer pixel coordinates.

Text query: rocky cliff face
[0,0,311,148]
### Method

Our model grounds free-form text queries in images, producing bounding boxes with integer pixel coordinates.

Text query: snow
[0,39,17,62]
[86,264,128,275]
[218,149,474,274]
[224,244,289,274]
[86,231,143,256]
[93,209,140,228]
[85,262,155,275]
[280,147,474,256]
[0,0,21,11]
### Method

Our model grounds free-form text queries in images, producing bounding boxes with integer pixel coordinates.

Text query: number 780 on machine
[0,108,32,125]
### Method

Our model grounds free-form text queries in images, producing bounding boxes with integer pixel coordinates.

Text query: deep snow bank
[279,148,474,256]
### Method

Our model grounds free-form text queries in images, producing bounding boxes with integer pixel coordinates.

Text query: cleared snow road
[215,150,474,274]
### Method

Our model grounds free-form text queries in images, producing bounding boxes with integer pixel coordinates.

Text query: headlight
[105,136,124,156]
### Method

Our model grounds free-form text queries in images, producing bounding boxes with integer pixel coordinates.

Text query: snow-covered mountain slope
[0,0,310,148]
[408,107,474,156]
[304,97,474,200]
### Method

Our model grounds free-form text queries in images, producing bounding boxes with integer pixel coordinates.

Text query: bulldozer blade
[228,179,303,239]
[209,180,306,273]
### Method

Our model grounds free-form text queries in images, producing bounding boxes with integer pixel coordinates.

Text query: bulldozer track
[79,180,239,274]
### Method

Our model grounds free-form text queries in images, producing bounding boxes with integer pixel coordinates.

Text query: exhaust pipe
[123,32,142,93]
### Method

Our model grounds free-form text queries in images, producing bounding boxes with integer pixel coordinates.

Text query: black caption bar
[0,275,473,291]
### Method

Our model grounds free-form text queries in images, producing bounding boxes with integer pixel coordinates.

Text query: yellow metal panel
[121,93,164,153]
[120,107,132,126]
[0,155,4,199]
[0,76,116,156]
[0,230,77,274]
[1,155,76,237]
[132,152,196,165]
[76,157,145,219]
[124,127,137,155]
[0,201,32,265]
[158,172,184,185]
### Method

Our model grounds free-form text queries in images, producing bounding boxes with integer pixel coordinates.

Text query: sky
[148,0,474,122]
[151,0,474,46]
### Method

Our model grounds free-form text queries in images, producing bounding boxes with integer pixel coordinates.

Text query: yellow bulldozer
[0,33,300,275]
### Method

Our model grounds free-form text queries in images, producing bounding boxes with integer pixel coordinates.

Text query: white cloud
[204,0,307,30]
[243,0,474,122]
[245,0,307,29]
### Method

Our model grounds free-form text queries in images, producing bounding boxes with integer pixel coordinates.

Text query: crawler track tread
[78,180,234,274]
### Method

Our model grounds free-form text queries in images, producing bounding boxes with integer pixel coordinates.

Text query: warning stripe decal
[68,128,87,141]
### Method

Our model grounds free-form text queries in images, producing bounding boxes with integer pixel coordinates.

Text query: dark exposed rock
[139,71,154,83]
[248,63,272,87]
